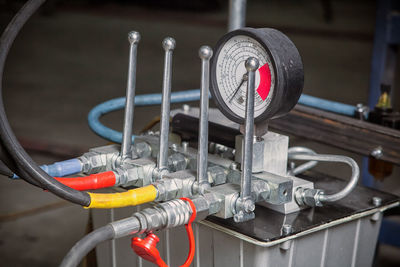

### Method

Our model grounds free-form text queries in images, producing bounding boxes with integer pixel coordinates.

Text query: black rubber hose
[0,159,13,177]
[60,224,115,267]
[0,140,44,187]
[0,0,90,206]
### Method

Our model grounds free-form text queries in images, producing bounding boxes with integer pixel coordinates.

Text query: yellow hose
[86,185,157,209]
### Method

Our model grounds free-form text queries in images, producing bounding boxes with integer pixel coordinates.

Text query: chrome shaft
[197,46,213,188]
[228,0,247,31]
[121,31,140,160]
[158,37,176,172]
[240,57,259,200]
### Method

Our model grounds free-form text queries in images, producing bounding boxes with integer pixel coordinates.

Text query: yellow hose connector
[86,185,158,209]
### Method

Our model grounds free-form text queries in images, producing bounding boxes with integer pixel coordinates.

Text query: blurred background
[0,0,399,266]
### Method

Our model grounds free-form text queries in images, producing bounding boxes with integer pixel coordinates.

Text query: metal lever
[157,37,176,173]
[197,46,213,192]
[121,31,140,160]
[234,57,258,222]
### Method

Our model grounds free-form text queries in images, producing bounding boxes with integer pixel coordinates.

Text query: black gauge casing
[210,27,304,124]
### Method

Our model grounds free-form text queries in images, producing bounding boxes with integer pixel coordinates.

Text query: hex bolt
[243,198,255,212]
[182,104,190,113]
[372,196,382,207]
[230,162,238,170]
[171,143,178,151]
[181,141,189,151]
[280,240,292,251]
[158,37,176,172]
[121,31,140,160]
[281,224,293,235]
[371,146,383,159]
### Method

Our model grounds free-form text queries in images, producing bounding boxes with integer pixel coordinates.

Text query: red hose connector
[131,198,197,267]
[54,171,116,191]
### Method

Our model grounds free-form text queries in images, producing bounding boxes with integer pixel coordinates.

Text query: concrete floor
[0,0,399,266]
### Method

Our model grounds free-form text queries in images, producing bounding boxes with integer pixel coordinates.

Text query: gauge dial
[216,35,275,120]
[211,28,304,124]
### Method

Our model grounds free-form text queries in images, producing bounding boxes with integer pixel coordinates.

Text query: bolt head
[230,162,238,170]
[182,104,190,112]
[372,196,382,207]
[181,141,189,151]
[281,224,293,235]
[199,45,213,60]
[171,143,178,151]
[244,199,255,212]
[371,146,383,159]
[162,37,176,51]
[128,31,141,44]
[245,57,259,72]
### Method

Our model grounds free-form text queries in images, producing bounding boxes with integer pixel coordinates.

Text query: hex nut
[134,142,152,158]
[295,188,324,207]
[168,153,187,172]
[208,165,227,185]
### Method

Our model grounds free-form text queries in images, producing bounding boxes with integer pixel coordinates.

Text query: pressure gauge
[210,28,304,124]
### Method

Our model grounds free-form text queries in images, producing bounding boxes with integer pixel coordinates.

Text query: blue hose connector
[12,158,82,179]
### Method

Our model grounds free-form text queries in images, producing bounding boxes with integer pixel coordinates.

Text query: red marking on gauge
[256,64,271,101]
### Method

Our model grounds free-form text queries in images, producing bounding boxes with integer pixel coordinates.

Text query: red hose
[54,171,116,191]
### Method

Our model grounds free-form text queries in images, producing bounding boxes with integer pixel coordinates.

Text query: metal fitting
[182,104,190,113]
[167,153,188,172]
[234,196,256,222]
[230,162,238,171]
[372,196,382,207]
[233,209,255,223]
[295,187,324,207]
[111,195,220,239]
[133,142,152,158]
[153,170,196,201]
[371,146,383,159]
[281,224,293,235]
[79,144,120,174]
[206,183,240,219]
[355,103,369,120]
[251,179,271,202]
[115,158,156,187]
[207,165,228,186]
[181,141,189,151]
[235,135,265,173]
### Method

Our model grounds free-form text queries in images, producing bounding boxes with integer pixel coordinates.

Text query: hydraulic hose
[0,0,91,206]
[88,92,358,144]
[87,185,158,208]
[60,224,115,267]
[55,171,116,191]
[290,153,360,203]
[62,198,199,267]
[298,94,356,117]
[88,89,202,143]
[288,146,318,175]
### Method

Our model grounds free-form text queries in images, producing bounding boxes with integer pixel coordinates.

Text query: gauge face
[211,28,304,125]
[215,35,275,120]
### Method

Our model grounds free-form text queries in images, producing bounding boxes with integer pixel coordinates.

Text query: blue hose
[12,158,82,179]
[298,94,356,117]
[88,89,357,144]
[88,89,202,143]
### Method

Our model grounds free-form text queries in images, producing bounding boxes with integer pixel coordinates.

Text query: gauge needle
[228,74,248,103]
